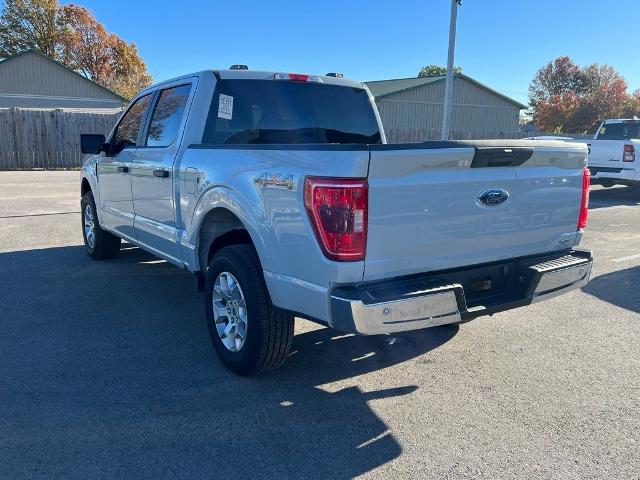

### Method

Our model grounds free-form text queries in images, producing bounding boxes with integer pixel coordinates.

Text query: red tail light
[578,167,590,230]
[304,177,368,261]
[623,144,635,162]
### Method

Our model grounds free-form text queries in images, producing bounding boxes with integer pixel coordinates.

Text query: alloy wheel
[212,271,248,352]
[84,204,96,249]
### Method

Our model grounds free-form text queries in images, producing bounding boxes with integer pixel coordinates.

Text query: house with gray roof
[365,74,526,142]
[0,50,126,110]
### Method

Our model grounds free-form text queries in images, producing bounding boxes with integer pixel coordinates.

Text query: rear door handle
[153,169,170,179]
[117,165,129,173]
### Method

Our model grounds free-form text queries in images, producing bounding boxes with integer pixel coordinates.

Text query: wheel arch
[80,173,104,225]
[196,207,264,274]
[81,177,92,197]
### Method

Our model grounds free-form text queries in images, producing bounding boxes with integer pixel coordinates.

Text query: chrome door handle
[117,165,129,173]
[153,169,170,179]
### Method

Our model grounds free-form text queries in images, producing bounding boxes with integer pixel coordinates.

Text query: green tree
[0,0,66,59]
[418,64,462,77]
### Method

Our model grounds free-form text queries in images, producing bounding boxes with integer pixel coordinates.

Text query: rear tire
[81,191,121,260]
[205,244,294,375]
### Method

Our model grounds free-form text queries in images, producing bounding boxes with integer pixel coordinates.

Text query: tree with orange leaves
[0,0,151,99]
[60,4,152,100]
[529,56,640,134]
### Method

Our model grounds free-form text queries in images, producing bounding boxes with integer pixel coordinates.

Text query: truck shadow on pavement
[588,185,640,209]
[582,265,640,314]
[0,245,458,479]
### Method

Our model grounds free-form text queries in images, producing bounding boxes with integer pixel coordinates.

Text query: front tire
[205,244,294,375]
[81,191,121,260]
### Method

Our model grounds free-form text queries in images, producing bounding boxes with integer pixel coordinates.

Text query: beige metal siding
[0,52,124,108]
[376,78,521,143]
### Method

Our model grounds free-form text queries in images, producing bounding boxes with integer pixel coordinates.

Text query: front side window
[146,84,192,147]
[113,94,152,153]
[202,79,381,144]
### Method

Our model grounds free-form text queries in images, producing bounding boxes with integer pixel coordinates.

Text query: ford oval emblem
[478,188,509,207]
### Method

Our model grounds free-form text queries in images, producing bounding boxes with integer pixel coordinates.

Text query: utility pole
[441,0,460,140]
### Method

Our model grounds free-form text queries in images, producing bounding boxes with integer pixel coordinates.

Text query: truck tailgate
[585,139,625,168]
[364,141,588,281]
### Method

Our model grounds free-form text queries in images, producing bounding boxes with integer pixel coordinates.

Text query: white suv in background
[586,119,640,191]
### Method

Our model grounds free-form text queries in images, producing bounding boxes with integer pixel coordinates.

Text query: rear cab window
[202,79,381,145]
[597,121,640,140]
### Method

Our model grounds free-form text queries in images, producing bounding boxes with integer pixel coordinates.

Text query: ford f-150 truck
[584,119,640,190]
[80,68,593,375]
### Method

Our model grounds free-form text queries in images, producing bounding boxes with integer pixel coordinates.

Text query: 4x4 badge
[255,173,294,190]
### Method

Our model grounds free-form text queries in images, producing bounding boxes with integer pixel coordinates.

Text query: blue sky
[76,0,640,106]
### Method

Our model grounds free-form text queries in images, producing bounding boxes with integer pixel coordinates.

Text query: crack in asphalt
[0,211,80,219]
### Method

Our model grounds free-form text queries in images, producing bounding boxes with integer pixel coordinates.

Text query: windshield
[202,79,381,144]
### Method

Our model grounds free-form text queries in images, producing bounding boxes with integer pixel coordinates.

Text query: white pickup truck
[585,119,640,190]
[80,68,593,375]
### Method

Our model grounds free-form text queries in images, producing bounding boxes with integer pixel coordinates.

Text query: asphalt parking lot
[1,171,639,479]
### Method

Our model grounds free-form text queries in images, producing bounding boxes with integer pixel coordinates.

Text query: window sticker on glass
[218,94,234,120]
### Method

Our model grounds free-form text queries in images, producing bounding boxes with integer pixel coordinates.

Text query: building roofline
[457,74,527,109]
[0,49,129,102]
[365,75,442,99]
[366,75,433,84]
[366,73,527,109]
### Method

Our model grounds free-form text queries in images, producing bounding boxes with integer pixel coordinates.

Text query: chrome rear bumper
[329,250,593,335]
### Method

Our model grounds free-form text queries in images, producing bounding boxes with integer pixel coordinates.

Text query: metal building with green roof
[365,74,526,142]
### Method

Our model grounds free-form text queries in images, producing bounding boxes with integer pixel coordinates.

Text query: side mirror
[81,134,107,154]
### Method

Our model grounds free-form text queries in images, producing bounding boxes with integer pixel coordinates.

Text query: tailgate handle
[471,147,533,168]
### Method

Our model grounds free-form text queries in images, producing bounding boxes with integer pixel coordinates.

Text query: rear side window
[146,84,191,147]
[597,122,640,140]
[202,79,381,144]
[114,94,152,151]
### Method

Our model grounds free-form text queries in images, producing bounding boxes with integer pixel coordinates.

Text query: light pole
[441,0,461,140]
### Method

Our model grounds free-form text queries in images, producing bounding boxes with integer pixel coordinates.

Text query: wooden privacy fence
[0,108,122,170]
